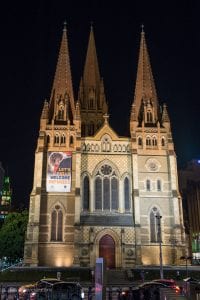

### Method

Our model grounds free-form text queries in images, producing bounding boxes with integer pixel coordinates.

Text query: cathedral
[24,24,186,268]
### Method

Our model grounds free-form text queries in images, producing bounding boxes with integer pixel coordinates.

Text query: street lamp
[180,255,192,277]
[155,214,164,279]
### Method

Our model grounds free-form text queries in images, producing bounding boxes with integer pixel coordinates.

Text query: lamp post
[180,255,192,277]
[155,215,164,279]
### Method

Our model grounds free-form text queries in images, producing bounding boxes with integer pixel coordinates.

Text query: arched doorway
[99,234,115,269]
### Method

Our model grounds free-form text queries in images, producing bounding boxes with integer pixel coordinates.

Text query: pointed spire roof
[50,22,75,116]
[162,103,170,123]
[83,25,101,85]
[133,27,158,119]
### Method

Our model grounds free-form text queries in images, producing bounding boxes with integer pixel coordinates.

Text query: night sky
[0,0,199,207]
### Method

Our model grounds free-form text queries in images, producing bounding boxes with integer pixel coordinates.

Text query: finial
[103,113,109,124]
[63,20,67,32]
[90,21,93,29]
[141,24,145,34]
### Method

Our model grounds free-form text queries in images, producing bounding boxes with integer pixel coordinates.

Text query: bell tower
[24,23,81,267]
[130,28,186,265]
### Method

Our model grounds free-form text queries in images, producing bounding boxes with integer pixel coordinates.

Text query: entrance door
[99,234,115,269]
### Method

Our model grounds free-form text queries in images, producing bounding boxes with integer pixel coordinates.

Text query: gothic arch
[93,229,121,268]
[49,201,66,213]
[81,172,91,211]
[147,206,163,243]
[92,159,120,178]
[49,203,65,242]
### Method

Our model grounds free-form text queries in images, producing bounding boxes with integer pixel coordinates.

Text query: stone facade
[24,25,186,268]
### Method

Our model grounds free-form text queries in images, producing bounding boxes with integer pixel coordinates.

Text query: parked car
[29,278,84,300]
[18,278,68,300]
[18,282,37,299]
[153,278,180,293]
[138,281,173,299]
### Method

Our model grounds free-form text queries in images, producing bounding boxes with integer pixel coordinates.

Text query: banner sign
[46,151,72,192]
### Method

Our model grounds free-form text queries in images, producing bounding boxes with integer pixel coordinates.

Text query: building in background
[0,162,5,193]
[0,174,12,220]
[24,25,186,267]
[179,159,200,264]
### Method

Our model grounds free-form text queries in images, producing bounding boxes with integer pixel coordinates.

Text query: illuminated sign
[46,152,72,192]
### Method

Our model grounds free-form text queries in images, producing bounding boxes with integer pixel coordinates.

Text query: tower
[24,23,81,266]
[24,25,186,267]
[78,25,108,136]
[130,28,185,265]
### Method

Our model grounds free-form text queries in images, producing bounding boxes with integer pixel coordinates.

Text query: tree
[0,210,28,263]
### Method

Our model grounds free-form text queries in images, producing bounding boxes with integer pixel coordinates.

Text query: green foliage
[0,210,28,263]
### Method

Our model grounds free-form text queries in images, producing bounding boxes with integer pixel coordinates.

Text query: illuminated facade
[24,25,186,267]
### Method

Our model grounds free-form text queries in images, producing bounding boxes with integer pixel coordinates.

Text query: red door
[99,234,115,269]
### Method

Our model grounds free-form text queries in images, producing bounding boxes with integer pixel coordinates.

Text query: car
[138,281,173,300]
[18,278,62,299]
[18,282,37,299]
[153,278,180,293]
[29,278,84,300]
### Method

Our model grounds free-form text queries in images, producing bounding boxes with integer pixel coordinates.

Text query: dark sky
[0,0,200,207]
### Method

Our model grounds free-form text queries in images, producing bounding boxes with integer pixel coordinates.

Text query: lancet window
[83,176,90,210]
[124,177,130,210]
[150,207,161,243]
[95,164,119,211]
[51,205,63,241]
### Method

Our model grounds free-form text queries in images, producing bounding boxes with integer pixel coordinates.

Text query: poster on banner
[46,151,72,192]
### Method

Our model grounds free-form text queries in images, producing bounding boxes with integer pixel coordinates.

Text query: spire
[78,25,108,136]
[50,23,75,118]
[133,27,158,121]
[41,100,49,119]
[162,103,170,123]
[83,24,101,86]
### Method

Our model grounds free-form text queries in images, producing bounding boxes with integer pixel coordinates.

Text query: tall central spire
[50,22,75,118]
[83,25,101,86]
[133,28,158,120]
[78,25,107,136]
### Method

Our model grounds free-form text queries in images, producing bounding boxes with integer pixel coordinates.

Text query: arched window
[124,177,130,210]
[54,134,59,144]
[83,176,89,210]
[58,108,64,120]
[146,137,151,146]
[157,180,161,191]
[146,179,151,191]
[95,164,119,211]
[138,137,143,146]
[61,134,66,144]
[88,88,95,109]
[47,135,50,144]
[70,136,74,146]
[152,137,157,146]
[51,205,63,241]
[147,111,153,123]
[102,136,111,152]
[103,178,110,209]
[95,177,102,209]
[161,138,165,147]
[111,177,118,210]
[150,207,161,242]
